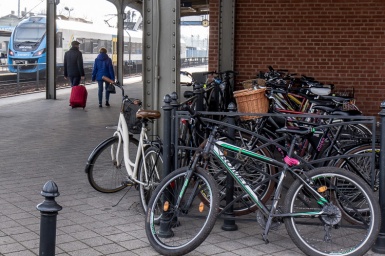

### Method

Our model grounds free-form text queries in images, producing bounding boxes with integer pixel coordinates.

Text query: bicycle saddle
[136,109,161,120]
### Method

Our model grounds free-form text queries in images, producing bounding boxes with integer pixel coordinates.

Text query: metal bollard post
[222,102,238,231]
[372,101,385,253]
[162,94,173,179]
[36,65,40,91]
[36,180,62,256]
[158,94,174,238]
[170,92,179,170]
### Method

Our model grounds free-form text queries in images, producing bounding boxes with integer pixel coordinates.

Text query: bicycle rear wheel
[284,167,380,256]
[87,135,139,193]
[138,145,163,213]
[333,144,379,190]
[145,167,219,256]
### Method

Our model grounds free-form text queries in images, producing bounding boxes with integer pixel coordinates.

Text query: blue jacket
[91,53,115,81]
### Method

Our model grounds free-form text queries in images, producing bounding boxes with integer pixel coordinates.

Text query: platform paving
[0,76,383,256]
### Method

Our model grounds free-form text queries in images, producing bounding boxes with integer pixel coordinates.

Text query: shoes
[99,104,102,108]
[105,101,110,107]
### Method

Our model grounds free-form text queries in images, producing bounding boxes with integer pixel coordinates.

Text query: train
[7,15,144,73]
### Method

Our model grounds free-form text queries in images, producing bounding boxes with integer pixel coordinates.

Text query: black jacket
[64,47,85,77]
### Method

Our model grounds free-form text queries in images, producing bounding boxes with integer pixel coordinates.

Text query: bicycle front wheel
[138,145,163,213]
[284,167,380,256]
[145,167,219,256]
[87,136,139,193]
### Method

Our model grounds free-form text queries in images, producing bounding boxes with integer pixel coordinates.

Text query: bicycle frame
[112,105,154,186]
[210,139,328,217]
[176,126,331,238]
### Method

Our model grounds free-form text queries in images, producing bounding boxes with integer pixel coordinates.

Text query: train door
[56,31,63,66]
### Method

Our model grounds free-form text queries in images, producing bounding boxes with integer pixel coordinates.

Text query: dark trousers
[97,80,110,104]
[69,76,81,86]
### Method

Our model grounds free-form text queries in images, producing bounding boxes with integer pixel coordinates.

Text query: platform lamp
[64,7,73,20]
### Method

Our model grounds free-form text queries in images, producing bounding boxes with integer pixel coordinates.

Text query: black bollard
[372,102,385,253]
[36,180,62,256]
[162,94,173,179]
[222,102,238,231]
[158,94,174,238]
[170,92,179,170]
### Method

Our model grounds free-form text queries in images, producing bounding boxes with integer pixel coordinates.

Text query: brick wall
[209,0,385,117]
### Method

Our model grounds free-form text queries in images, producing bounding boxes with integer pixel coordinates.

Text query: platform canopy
[106,0,209,17]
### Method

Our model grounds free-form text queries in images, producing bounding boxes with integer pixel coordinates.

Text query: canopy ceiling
[107,0,209,16]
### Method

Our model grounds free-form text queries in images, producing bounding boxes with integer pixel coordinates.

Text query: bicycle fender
[84,136,117,173]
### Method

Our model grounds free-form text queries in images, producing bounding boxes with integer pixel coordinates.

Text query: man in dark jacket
[64,41,85,86]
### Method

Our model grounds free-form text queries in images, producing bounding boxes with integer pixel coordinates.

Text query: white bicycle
[85,76,163,212]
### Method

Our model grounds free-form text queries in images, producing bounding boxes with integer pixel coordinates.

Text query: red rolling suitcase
[69,85,88,109]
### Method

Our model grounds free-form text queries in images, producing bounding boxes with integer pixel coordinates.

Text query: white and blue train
[7,15,144,73]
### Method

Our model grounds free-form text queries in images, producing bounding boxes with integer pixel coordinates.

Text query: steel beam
[46,0,58,99]
[218,0,235,72]
[143,0,180,135]
[117,3,125,84]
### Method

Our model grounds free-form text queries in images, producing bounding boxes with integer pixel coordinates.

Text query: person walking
[91,47,115,108]
[64,40,85,86]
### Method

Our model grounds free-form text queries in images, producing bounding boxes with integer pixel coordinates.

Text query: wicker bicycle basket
[233,88,269,120]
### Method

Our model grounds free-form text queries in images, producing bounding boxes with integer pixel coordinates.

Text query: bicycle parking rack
[161,89,385,253]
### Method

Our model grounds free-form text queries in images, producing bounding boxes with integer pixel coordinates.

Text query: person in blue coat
[91,47,115,107]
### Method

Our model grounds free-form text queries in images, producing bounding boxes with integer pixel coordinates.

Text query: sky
[0,0,120,25]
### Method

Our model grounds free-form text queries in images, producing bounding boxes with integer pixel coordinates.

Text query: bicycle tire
[138,145,163,213]
[87,135,139,193]
[145,167,219,256]
[329,121,372,149]
[333,144,379,190]
[284,167,380,256]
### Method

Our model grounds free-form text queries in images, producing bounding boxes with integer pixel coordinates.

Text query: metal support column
[218,0,235,72]
[372,101,385,253]
[116,2,125,84]
[143,0,180,136]
[46,0,58,99]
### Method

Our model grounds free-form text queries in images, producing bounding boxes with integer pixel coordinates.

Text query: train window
[98,40,110,53]
[132,42,142,54]
[92,40,98,53]
[99,40,106,49]
[56,32,62,48]
[124,42,129,54]
[14,23,45,43]
[77,38,85,52]
[84,39,92,53]
[107,41,112,53]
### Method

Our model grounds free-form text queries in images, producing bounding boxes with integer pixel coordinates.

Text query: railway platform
[0,76,382,256]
